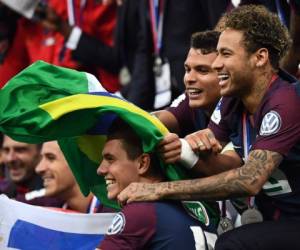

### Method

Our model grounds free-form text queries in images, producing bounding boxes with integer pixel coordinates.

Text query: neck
[140,175,165,184]
[62,185,92,213]
[241,68,276,114]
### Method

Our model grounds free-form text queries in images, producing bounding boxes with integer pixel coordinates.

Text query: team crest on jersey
[259,111,281,136]
[210,98,222,124]
[182,201,210,226]
[107,212,126,235]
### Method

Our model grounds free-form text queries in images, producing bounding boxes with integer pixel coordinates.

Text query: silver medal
[241,208,263,225]
[217,217,234,235]
[153,56,163,76]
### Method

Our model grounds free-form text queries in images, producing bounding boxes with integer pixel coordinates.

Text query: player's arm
[118,149,283,204]
[184,129,242,176]
[159,129,242,176]
[152,110,180,134]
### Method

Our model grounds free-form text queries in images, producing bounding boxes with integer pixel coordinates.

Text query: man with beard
[154,30,241,177]
[118,5,300,249]
[36,140,105,213]
[0,135,60,206]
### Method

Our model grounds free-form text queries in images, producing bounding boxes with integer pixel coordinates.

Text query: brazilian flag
[0,61,219,227]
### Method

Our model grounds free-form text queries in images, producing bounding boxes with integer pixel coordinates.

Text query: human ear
[255,48,269,67]
[137,153,151,175]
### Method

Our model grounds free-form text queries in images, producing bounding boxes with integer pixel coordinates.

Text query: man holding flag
[0,60,219,248]
[96,118,216,249]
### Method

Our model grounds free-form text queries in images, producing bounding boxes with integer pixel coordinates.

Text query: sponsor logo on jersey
[259,110,281,136]
[107,212,126,235]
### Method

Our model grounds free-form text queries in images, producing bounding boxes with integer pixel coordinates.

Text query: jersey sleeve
[167,93,196,136]
[252,85,300,156]
[99,202,156,250]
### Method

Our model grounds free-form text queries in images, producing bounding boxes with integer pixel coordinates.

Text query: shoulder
[122,202,156,214]
[259,80,300,122]
[167,94,190,117]
[168,93,188,109]
[115,202,157,232]
[101,202,157,249]
[268,81,300,106]
[210,97,240,125]
[105,202,157,235]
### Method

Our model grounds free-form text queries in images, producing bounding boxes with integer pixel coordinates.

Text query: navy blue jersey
[209,70,300,219]
[167,93,210,137]
[99,201,216,250]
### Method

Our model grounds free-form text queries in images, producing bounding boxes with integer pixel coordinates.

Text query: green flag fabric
[0,61,219,226]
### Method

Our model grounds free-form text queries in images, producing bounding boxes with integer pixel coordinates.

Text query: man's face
[35,141,76,198]
[2,136,40,183]
[184,48,220,110]
[212,28,255,97]
[97,139,140,200]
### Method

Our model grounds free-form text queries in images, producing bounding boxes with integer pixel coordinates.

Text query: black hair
[191,30,220,54]
[221,4,291,69]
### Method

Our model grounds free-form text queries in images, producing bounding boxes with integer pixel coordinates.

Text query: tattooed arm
[117,149,283,204]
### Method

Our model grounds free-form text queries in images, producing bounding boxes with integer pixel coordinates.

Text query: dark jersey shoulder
[167,93,210,137]
[209,71,300,217]
[100,201,214,250]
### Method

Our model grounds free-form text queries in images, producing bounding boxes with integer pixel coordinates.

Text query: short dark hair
[107,118,143,160]
[221,5,291,69]
[107,118,163,178]
[191,30,220,54]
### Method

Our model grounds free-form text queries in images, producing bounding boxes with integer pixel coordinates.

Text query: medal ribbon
[243,112,256,208]
[221,200,227,218]
[60,0,86,61]
[67,0,86,26]
[242,74,278,208]
[149,0,164,56]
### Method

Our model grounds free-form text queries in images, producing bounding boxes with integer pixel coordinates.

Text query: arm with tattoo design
[117,150,283,204]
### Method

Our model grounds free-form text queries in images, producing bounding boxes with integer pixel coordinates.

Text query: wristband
[179,139,199,169]
[221,142,234,153]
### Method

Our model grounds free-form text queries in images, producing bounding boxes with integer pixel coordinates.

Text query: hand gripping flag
[0,195,115,250]
[0,61,219,225]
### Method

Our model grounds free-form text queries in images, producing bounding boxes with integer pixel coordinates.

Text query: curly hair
[221,5,291,69]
